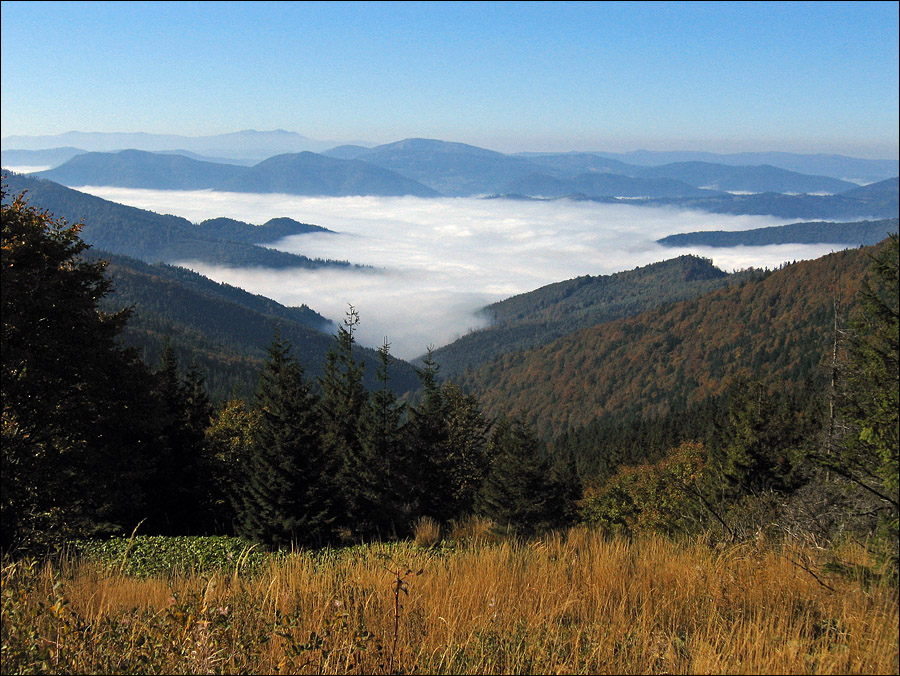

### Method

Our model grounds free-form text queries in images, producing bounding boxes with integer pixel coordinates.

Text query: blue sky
[2,1,898,157]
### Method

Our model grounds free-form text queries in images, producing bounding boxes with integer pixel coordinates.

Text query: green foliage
[354,339,410,537]
[827,235,899,543]
[237,333,334,548]
[476,417,571,537]
[2,187,163,553]
[709,378,804,496]
[70,535,274,577]
[580,442,708,536]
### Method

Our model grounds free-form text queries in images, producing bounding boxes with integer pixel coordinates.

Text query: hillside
[34,149,247,190]
[458,242,883,439]
[222,151,439,196]
[428,256,750,378]
[34,149,440,197]
[658,217,899,247]
[2,173,353,269]
[94,250,422,400]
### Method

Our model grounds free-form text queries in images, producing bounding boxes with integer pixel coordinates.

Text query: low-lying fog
[77,186,844,360]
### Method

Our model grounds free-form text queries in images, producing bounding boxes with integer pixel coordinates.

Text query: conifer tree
[2,188,162,552]
[317,306,369,535]
[238,333,331,548]
[355,339,409,537]
[826,235,899,540]
[405,349,454,522]
[477,417,569,536]
[442,382,491,518]
[146,343,212,534]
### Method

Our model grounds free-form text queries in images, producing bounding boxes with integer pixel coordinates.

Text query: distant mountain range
[5,130,896,181]
[31,149,439,197]
[8,144,893,219]
[1,173,353,269]
[1,129,348,161]
[518,149,898,185]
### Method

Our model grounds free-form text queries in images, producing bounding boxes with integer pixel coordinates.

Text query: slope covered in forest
[1,173,351,269]
[94,250,421,401]
[428,256,752,378]
[459,242,883,438]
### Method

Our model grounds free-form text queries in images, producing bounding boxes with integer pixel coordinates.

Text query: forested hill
[93,250,422,401]
[1,172,352,269]
[658,217,899,248]
[428,256,753,378]
[458,242,883,439]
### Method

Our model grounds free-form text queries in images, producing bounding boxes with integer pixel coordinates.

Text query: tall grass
[2,528,897,674]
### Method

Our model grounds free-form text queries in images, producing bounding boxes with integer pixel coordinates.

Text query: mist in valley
[75,186,845,360]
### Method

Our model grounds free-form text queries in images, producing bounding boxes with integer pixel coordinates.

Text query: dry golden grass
[2,528,897,674]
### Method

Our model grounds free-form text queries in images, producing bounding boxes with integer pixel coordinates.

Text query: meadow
[2,524,897,675]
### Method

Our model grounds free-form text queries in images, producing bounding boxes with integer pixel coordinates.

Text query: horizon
[3,128,900,162]
[2,2,897,159]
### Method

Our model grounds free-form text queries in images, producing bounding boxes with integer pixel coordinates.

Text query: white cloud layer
[76,187,845,360]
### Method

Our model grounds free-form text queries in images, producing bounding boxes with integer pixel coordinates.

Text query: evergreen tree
[317,306,368,535]
[355,339,409,537]
[825,235,899,539]
[145,343,212,535]
[442,382,491,519]
[404,349,454,522]
[477,417,569,537]
[709,378,802,496]
[238,333,331,548]
[2,188,162,553]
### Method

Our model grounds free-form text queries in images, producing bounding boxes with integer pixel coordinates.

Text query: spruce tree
[355,339,409,537]
[477,417,569,537]
[238,333,331,548]
[405,349,453,522]
[2,188,162,552]
[318,306,368,536]
[146,343,212,535]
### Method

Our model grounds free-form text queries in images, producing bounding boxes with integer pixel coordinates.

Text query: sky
[1,1,898,158]
[72,186,846,360]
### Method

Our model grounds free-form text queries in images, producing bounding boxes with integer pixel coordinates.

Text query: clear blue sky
[2,1,897,157]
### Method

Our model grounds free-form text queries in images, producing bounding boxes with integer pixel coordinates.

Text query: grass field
[2,526,897,674]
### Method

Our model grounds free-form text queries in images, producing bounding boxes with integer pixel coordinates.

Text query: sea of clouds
[74,187,844,360]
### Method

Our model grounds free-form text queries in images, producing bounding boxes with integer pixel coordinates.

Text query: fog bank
[76,187,842,360]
